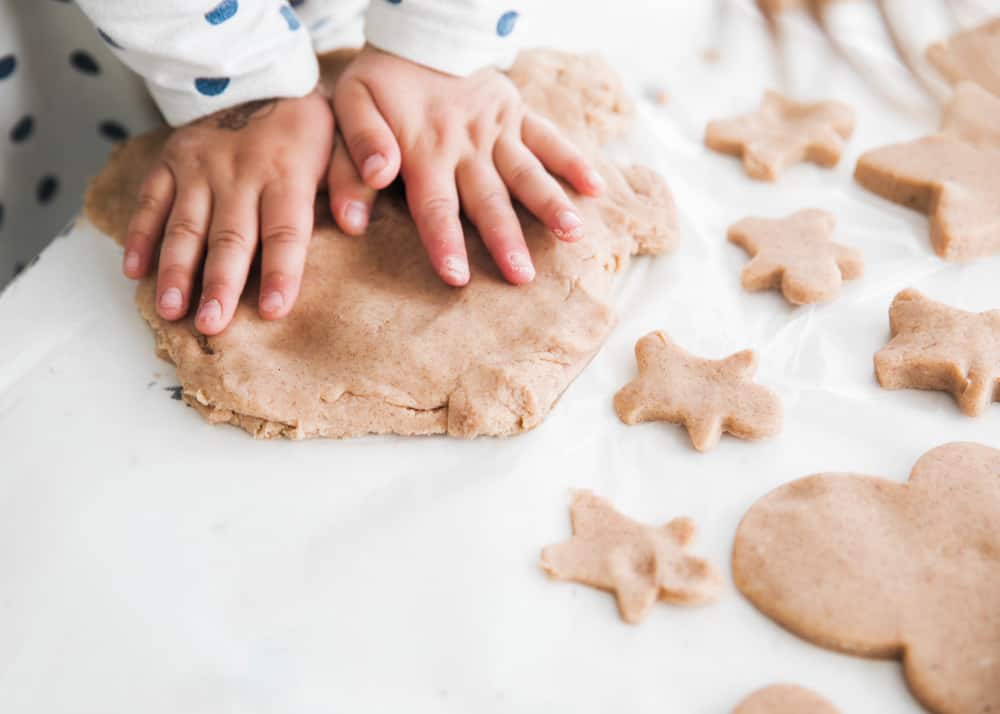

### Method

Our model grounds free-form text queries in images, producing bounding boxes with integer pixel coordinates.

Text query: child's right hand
[121,91,338,336]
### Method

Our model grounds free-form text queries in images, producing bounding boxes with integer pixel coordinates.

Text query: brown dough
[613,332,782,452]
[854,134,1000,261]
[704,91,855,181]
[539,490,722,624]
[874,288,1000,416]
[727,209,863,305]
[731,442,1000,714]
[927,18,1000,99]
[732,684,840,714]
[940,80,1000,148]
[83,50,679,439]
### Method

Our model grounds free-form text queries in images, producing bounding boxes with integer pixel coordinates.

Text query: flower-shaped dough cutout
[875,289,1000,416]
[854,134,1000,261]
[614,332,782,452]
[732,442,1000,714]
[732,684,840,714]
[728,209,864,304]
[540,490,722,624]
[927,18,1000,98]
[705,91,855,181]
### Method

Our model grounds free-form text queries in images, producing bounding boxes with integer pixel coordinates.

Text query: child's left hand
[329,46,606,286]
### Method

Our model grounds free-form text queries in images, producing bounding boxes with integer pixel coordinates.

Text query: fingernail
[554,211,584,240]
[197,298,222,325]
[343,201,368,232]
[362,153,387,181]
[508,252,535,280]
[261,291,284,314]
[585,169,606,192]
[441,256,469,284]
[123,250,140,274]
[159,287,182,311]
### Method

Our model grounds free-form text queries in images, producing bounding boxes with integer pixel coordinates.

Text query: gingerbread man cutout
[855,134,1000,261]
[732,442,1000,714]
[614,332,782,452]
[875,289,1000,416]
[728,209,864,304]
[540,490,722,624]
[705,91,855,181]
[732,684,840,714]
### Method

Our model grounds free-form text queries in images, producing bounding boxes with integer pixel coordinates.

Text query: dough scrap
[704,91,855,181]
[732,684,840,714]
[731,442,1000,714]
[539,490,722,624]
[83,50,679,439]
[874,288,1000,416]
[854,134,1000,261]
[613,332,782,452]
[927,18,1000,98]
[727,208,863,305]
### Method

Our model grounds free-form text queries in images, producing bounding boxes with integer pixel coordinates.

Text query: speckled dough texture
[927,18,1000,98]
[732,684,840,714]
[84,50,679,439]
[875,289,1000,416]
[613,331,782,452]
[854,133,1000,262]
[727,209,863,304]
[704,91,855,181]
[732,442,1000,714]
[539,490,722,624]
[941,81,1000,148]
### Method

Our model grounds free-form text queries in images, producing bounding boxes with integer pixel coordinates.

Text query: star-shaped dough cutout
[728,209,864,304]
[705,91,855,181]
[732,685,840,714]
[540,490,722,624]
[614,331,783,451]
[854,134,1000,261]
[874,289,1000,416]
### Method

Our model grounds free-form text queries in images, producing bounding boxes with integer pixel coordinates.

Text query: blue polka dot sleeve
[73,0,320,126]
[364,0,524,76]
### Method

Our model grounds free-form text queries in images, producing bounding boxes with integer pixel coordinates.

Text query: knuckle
[346,129,385,158]
[157,263,193,285]
[165,218,204,243]
[509,160,539,186]
[261,224,303,246]
[421,195,458,218]
[209,227,254,251]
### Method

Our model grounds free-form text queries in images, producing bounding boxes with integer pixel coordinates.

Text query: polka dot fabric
[0,0,159,289]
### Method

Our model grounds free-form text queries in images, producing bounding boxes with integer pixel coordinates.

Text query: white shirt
[75,0,524,126]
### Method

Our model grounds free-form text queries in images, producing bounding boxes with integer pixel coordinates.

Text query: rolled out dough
[84,50,679,439]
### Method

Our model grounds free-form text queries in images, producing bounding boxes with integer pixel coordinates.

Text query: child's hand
[330,46,606,286]
[122,91,334,335]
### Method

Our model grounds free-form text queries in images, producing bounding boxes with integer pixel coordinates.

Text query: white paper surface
[2,3,998,712]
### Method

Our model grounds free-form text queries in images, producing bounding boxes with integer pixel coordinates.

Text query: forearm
[365,0,522,76]
[75,0,320,126]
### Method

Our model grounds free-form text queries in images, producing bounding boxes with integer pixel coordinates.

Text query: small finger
[403,160,468,286]
[456,159,533,285]
[334,79,400,189]
[258,180,314,320]
[124,163,175,278]
[494,136,584,242]
[155,181,211,320]
[196,186,260,335]
[328,134,376,236]
[522,113,605,197]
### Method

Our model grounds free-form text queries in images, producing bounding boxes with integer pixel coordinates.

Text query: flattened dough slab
[84,50,679,439]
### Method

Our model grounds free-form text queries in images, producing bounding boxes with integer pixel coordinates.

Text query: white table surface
[2,2,998,712]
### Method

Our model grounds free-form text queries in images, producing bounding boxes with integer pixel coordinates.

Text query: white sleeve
[289,0,369,53]
[365,0,523,76]
[74,0,320,127]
